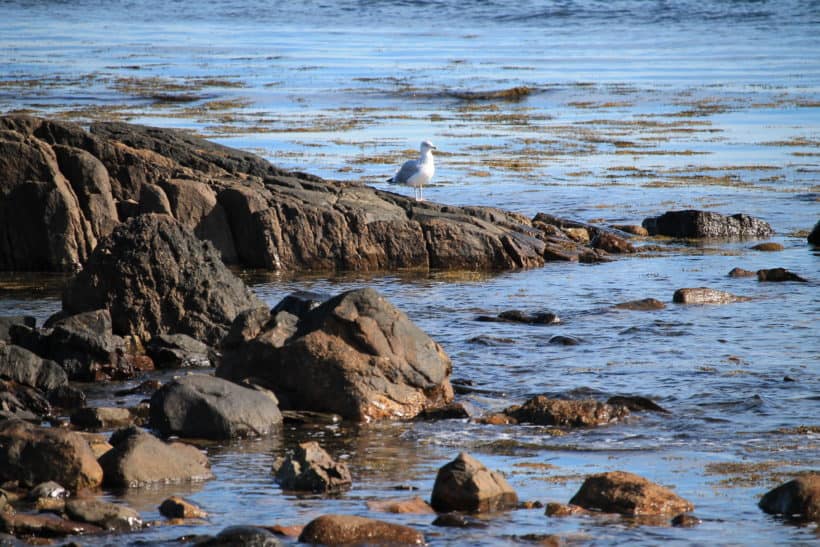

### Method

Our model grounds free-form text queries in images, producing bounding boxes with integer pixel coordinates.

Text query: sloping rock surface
[0,115,618,273]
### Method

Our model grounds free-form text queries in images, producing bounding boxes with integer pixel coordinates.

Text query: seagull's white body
[388,140,436,201]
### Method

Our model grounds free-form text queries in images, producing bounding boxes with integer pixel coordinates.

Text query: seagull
[387,140,436,201]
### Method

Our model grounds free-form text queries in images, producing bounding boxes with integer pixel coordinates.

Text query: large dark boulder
[149,374,282,439]
[759,474,820,521]
[642,210,773,239]
[62,214,262,345]
[218,288,454,421]
[809,220,820,246]
[0,419,103,490]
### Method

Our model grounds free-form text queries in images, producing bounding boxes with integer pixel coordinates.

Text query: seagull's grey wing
[390,159,420,184]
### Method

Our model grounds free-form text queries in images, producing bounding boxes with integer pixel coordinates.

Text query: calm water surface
[0,1,818,544]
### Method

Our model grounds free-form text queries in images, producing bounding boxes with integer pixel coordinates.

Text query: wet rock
[447,86,535,101]
[563,227,590,243]
[642,210,773,239]
[416,401,474,420]
[476,310,560,325]
[159,496,208,519]
[606,395,669,413]
[611,224,649,237]
[0,316,35,343]
[197,525,281,546]
[431,513,488,528]
[218,288,454,421]
[98,427,213,488]
[672,287,745,304]
[272,441,351,493]
[430,452,518,513]
[70,406,133,430]
[65,499,142,531]
[544,502,591,517]
[63,214,263,346]
[671,513,702,527]
[808,220,820,245]
[0,419,103,490]
[298,514,424,545]
[504,395,629,427]
[569,471,694,516]
[549,335,582,346]
[0,379,52,420]
[750,242,783,251]
[0,344,67,391]
[728,267,756,278]
[0,512,103,538]
[756,268,808,282]
[28,481,68,501]
[366,496,435,514]
[149,374,282,439]
[145,333,212,369]
[591,232,635,253]
[758,474,820,521]
[613,298,666,311]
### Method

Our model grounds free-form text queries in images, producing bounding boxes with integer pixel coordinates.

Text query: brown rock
[70,407,133,430]
[545,502,590,517]
[563,227,590,243]
[366,496,435,514]
[569,471,694,516]
[505,395,629,427]
[159,496,207,519]
[613,298,666,311]
[611,224,649,237]
[430,452,518,513]
[298,514,424,545]
[0,419,103,490]
[759,474,820,521]
[98,427,213,488]
[672,287,745,304]
[0,511,103,537]
[728,267,756,278]
[756,268,808,282]
[65,498,142,531]
[671,513,702,527]
[272,441,351,493]
[750,242,783,251]
[591,231,635,253]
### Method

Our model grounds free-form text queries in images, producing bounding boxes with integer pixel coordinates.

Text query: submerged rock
[642,209,773,239]
[569,471,694,516]
[672,287,745,304]
[149,374,282,439]
[197,525,281,546]
[612,298,666,311]
[759,474,820,521]
[756,268,808,282]
[218,288,454,422]
[0,419,103,490]
[430,452,518,513]
[475,309,560,325]
[366,496,435,514]
[606,395,669,414]
[98,427,213,488]
[65,499,142,531]
[728,267,756,278]
[272,441,352,493]
[63,214,262,345]
[750,242,783,252]
[159,496,208,519]
[504,395,629,427]
[298,514,424,545]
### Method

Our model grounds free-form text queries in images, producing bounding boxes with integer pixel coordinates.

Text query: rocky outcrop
[759,474,820,521]
[149,374,282,439]
[0,115,620,274]
[0,419,103,490]
[430,452,518,513]
[62,214,262,345]
[272,441,352,493]
[218,288,454,421]
[503,395,630,427]
[568,471,694,516]
[298,514,424,545]
[98,427,213,488]
[642,209,773,239]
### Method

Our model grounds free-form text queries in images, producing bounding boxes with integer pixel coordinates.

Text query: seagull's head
[420,140,436,152]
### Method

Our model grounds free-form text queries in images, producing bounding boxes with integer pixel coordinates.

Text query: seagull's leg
[419,184,424,202]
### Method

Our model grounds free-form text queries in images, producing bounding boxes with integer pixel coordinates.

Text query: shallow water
[1,0,819,544]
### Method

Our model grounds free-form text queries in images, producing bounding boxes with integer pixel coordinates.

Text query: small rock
[159,496,207,519]
[70,407,133,430]
[197,525,281,546]
[146,333,212,369]
[27,481,67,500]
[563,227,590,243]
[48,384,87,410]
[606,395,669,414]
[673,287,745,304]
[476,310,560,325]
[613,298,666,311]
[477,413,517,425]
[758,474,820,521]
[505,395,629,427]
[430,452,518,513]
[298,514,424,545]
[416,402,473,420]
[0,512,103,537]
[548,335,582,346]
[545,502,590,517]
[671,513,702,527]
[431,513,488,528]
[756,268,808,282]
[65,498,142,531]
[591,232,635,253]
[272,441,351,493]
[366,496,435,514]
[750,242,783,252]
[728,267,756,278]
[569,471,694,516]
[268,524,303,537]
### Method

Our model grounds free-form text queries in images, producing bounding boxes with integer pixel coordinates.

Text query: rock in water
[272,441,351,493]
[218,288,454,421]
[430,452,518,513]
[62,214,262,345]
[808,220,820,246]
[150,374,282,439]
[569,471,693,516]
[642,209,773,239]
[759,474,820,521]
[298,514,424,545]
[672,287,745,304]
[505,395,629,427]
